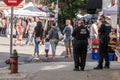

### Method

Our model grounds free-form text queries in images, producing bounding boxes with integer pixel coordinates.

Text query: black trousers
[73,39,88,69]
[98,37,110,67]
[45,49,49,57]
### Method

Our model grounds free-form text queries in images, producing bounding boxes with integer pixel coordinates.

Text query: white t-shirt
[28,22,37,34]
[45,42,50,50]
[90,23,98,38]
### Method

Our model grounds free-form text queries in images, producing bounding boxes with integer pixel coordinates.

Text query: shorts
[64,38,71,48]
[13,35,16,38]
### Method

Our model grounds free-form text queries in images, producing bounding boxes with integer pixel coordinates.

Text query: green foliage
[41,0,87,24]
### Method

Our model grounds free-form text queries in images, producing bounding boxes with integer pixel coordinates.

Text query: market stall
[91,38,115,61]
[8,2,48,17]
[96,5,120,62]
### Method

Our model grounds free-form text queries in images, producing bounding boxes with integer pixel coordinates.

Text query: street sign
[3,0,23,6]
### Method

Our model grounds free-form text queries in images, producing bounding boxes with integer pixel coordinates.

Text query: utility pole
[55,0,59,26]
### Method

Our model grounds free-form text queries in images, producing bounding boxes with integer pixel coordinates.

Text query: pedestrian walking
[13,19,23,46]
[90,20,99,39]
[72,20,90,71]
[1,17,7,37]
[47,22,59,59]
[44,38,50,59]
[32,21,43,59]
[94,15,111,69]
[0,17,2,36]
[25,17,36,45]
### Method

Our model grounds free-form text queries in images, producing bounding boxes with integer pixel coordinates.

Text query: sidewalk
[0,37,120,80]
[0,61,120,80]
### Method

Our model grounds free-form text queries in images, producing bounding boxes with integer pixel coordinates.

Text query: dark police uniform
[96,21,111,69]
[72,25,90,71]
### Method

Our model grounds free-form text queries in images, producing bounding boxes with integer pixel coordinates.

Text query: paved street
[0,36,70,68]
[0,0,119,79]
[0,62,120,80]
[0,37,120,80]
[0,36,92,68]
[0,37,33,68]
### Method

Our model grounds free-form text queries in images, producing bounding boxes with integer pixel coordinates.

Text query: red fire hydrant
[5,49,18,73]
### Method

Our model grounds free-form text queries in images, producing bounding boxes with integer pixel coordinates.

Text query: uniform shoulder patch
[80,29,87,34]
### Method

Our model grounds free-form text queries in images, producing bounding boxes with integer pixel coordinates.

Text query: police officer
[72,20,90,71]
[94,15,111,69]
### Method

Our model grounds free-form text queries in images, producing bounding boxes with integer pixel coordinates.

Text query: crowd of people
[0,15,115,71]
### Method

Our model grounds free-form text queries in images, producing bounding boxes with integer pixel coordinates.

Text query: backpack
[56,27,63,40]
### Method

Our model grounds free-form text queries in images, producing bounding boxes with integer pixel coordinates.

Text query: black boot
[73,67,79,71]
[81,67,84,71]
[94,65,103,70]
[104,63,110,69]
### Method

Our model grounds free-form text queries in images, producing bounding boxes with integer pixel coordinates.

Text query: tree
[40,0,87,24]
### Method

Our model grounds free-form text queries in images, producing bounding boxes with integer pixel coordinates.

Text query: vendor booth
[6,2,55,39]
[8,2,48,17]
[92,5,120,62]
[103,5,118,15]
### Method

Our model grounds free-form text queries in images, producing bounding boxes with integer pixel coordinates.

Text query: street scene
[0,0,120,80]
[0,37,120,80]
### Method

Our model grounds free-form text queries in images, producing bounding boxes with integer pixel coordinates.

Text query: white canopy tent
[9,2,48,17]
[103,5,118,28]
[76,14,83,19]
[103,5,118,15]
[8,2,55,31]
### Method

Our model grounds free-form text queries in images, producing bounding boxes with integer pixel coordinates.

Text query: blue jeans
[1,28,6,36]
[25,33,35,45]
[34,39,39,53]
[50,39,58,56]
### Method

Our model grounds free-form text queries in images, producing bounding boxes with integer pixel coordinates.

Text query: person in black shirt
[72,20,90,71]
[32,21,43,59]
[94,15,111,69]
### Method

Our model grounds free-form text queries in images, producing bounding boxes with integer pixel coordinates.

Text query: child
[45,38,50,59]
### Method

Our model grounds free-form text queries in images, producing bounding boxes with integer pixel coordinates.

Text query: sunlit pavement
[0,62,120,80]
[0,37,120,80]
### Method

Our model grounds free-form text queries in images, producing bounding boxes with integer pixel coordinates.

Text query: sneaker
[73,68,80,71]
[94,66,103,70]
[48,56,52,59]
[81,68,84,71]
[49,56,55,59]
[33,57,40,60]
[46,57,49,60]
[52,56,55,59]
[104,66,110,69]
[64,55,68,58]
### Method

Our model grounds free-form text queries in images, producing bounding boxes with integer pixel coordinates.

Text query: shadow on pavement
[27,52,93,63]
[0,52,31,68]
[0,43,10,46]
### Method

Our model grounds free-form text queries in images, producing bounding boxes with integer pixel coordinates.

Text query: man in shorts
[63,19,73,58]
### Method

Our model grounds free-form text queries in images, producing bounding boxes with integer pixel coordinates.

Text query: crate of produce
[91,52,98,60]
[92,48,98,53]
[91,38,99,45]
[108,53,114,61]
[91,52,114,61]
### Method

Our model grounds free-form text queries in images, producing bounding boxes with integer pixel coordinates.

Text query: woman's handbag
[36,37,41,43]
[57,27,63,40]
[17,35,22,41]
